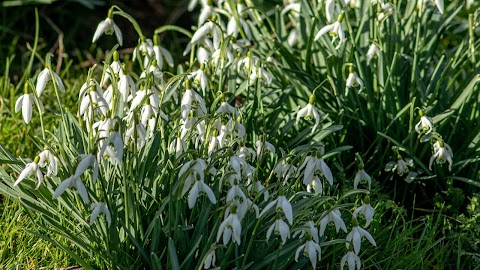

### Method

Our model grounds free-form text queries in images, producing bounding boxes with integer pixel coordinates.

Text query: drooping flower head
[14,156,44,189]
[345,66,363,95]
[366,43,381,66]
[415,109,434,134]
[429,140,453,171]
[353,153,371,190]
[296,94,323,132]
[314,11,346,49]
[15,82,43,124]
[92,8,123,46]
[36,57,65,97]
[345,218,377,255]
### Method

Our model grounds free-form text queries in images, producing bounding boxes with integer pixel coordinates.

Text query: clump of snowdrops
[1,0,479,269]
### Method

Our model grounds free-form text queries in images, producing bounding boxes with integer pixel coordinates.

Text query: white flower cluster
[10,2,391,269]
[385,109,454,184]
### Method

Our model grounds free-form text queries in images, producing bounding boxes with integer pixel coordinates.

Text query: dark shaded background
[0,0,196,76]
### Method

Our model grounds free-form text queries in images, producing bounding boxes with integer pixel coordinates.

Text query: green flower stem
[46,53,69,139]
[111,6,144,40]
[28,81,45,140]
[154,25,193,39]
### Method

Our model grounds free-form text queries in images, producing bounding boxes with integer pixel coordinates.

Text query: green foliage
[0,196,75,268]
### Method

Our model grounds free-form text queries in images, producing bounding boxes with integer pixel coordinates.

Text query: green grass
[0,196,75,269]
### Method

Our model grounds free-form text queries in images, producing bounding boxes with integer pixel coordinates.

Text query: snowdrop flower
[227,15,252,40]
[345,71,363,95]
[133,38,154,63]
[217,205,242,245]
[237,51,258,73]
[181,79,208,120]
[298,149,334,188]
[306,176,323,195]
[36,67,65,96]
[325,0,335,23]
[169,133,187,158]
[188,175,217,208]
[296,94,322,132]
[153,35,174,69]
[140,59,165,86]
[366,43,381,66]
[188,0,206,11]
[208,129,222,155]
[125,121,147,149]
[180,156,213,197]
[140,102,169,132]
[415,110,434,134]
[229,118,246,139]
[295,237,322,269]
[75,154,99,184]
[191,20,222,51]
[90,202,112,226]
[396,158,413,175]
[204,248,216,269]
[92,10,123,46]
[98,131,124,164]
[188,64,209,92]
[385,155,414,176]
[429,140,453,171]
[255,139,275,158]
[79,87,109,123]
[293,220,320,243]
[118,71,136,102]
[314,12,346,49]
[249,65,273,85]
[236,142,256,161]
[130,87,160,112]
[267,213,291,244]
[274,158,297,182]
[14,156,43,189]
[53,175,90,204]
[377,2,395,21]
[319,208,347,235]
[282,1,301,16]
[101,51,123,85]
[93,117,115,139]
[260,187,293,225]
[346,220,377,254]
[216,101,238,117]
[224,185,257,220]
[287,28,299,47]
[226,180,248,204]
[466,0,474,10]
[195,46,212,65]
[353,196,375,227]
[211,45,235,69]
[15,83,43,124]
[417,0,444,14]
[354,169,371,190]
[227,153,250,181]
[79,79,103,99]
[249,180,268,202]
[38,148,59,176]
[341,250,362,270]
[198,0,214,26]
[346,0,361,8]
[215,121,230,148]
